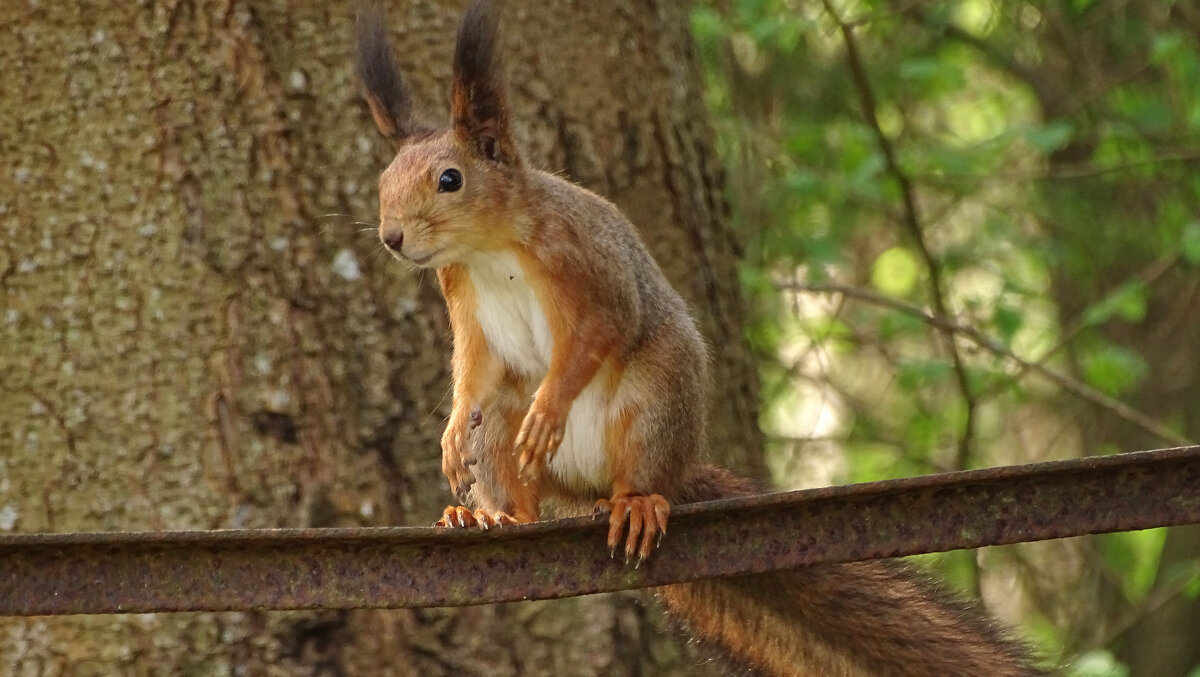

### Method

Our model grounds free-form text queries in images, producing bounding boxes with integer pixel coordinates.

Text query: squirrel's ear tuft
[451,0,520,166]
[356,7,419,147]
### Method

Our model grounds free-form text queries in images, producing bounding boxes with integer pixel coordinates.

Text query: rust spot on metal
[1,446,1197,616]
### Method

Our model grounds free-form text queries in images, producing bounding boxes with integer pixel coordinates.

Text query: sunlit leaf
[1066,650,1130,677]
[1100,529,1166,599]
[845,443,901,483]
[871,247,920,297]
[953,0,996,35]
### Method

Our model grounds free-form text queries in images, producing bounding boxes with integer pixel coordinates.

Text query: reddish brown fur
[660,562,1042,677]
[662,469,1042,676]
[357,2,1043,674]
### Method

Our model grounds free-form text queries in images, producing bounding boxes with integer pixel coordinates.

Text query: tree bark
[0,2,761,675]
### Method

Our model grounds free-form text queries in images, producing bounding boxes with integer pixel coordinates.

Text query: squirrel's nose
[381,230,404,252]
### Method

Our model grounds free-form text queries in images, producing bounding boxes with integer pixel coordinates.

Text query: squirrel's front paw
[435,505,517,530]
[441,412,478,499]
[514,399,566,478]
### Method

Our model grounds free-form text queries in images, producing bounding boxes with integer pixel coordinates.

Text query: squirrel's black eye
[438,168,463,193]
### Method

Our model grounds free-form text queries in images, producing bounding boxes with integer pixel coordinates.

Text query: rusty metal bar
[1,446,1198,616]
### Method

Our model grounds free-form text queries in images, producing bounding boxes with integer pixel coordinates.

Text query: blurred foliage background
[690,1,1200,675]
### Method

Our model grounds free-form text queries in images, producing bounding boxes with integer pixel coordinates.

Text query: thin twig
[786,281,1191,447]
[1000,256,1179,399]
[1092,555,1200,649]
[821,0,979,471]
[911,151,1200,187]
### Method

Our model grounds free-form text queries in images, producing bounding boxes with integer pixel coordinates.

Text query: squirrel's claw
[594,494,670,565]
[441,413,478,499]
[444,463,476,502]
[433,505,473,528]
[453,479,473,503]
[514,401,566,479]
[435,506,517,529]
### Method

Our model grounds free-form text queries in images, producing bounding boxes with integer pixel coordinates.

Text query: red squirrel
[356,2,1042,674]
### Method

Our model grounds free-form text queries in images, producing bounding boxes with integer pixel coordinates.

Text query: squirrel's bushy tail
[661,465,1043,677]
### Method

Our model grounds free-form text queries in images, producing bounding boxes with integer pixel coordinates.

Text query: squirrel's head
[357,0,522,269]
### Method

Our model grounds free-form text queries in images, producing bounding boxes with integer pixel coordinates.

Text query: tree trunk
[0,2,761,675]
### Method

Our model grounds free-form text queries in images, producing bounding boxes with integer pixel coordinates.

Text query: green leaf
[1100,529,1167,599]
[924,144,990,176]
[898,57,966,91]
[798,315,852,344]
[1081,282,1148,327]
[871,247,920,297]
[689,7,725,42]
[953,0,996,35]
[847,152,887,198]
[1066,650,1129,677]
[877,310,926,341]
[1026,121,1074,153]
[846,443,901,483]
[1186,576,1200,601]
[897,359,954,391]
[1081,344,1149,397]
[1151,556,1200,601]
[1150,33,1185,64]
[783,168,820,195]
[1181,221,1200,265]
[992,303,1023,343]
[801,234,842,268]
[1112,87,1174,134]
[904,410,942,455]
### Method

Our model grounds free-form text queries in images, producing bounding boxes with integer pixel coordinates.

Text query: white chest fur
[467,251,553,377]
[465,251,609,491]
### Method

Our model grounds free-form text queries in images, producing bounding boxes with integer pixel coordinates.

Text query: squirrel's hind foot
[593,494,670,567]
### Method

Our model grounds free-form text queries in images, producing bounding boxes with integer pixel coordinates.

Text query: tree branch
[787,281,1191,447]
[821,0,979,471]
